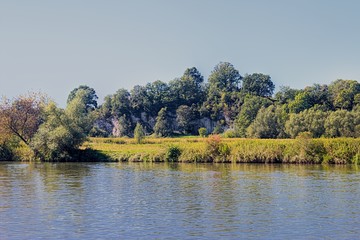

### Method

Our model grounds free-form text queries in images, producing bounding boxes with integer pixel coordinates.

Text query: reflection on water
[0,162,359,239]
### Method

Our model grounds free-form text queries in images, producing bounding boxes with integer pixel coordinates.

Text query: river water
[0,162,359,239]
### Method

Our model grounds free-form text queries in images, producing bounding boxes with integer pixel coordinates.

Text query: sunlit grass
[84,137,360,164]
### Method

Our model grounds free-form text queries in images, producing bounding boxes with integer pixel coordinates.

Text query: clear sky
[1,0,360,106]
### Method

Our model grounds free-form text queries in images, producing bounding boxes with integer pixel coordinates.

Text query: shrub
[134,123,145,144]
[198,127,208,137]
[166,145,182,162]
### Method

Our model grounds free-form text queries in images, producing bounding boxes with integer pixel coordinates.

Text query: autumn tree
[0,93,46,147]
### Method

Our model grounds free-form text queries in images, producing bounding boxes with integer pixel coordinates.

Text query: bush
[198,128,208,137]
[166,145,182,162]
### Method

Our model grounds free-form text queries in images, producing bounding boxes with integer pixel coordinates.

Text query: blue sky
[1,0,360,106]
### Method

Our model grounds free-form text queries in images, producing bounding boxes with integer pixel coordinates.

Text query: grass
[83,136,360,164]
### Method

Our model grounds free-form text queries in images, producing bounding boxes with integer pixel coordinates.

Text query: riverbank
[82,137,360,164]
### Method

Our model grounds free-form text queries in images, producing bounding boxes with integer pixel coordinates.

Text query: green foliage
[165,145,182,162]
[275,86,299,104]
[212,123,224,134]
[223,129,236,138]
[169,67,205,107]
[176,105,198,134]
[325,110,360,137]
[31,90,94,161]
[288,91,314,113]
[89,126,109,137]
[234,95,272,137]
[110,89,131,117]
[329,79,360,110]
[208,62,242,93]
[134,123,145,144]
[285,107,328,138]
[242,73,275,97]
[67,85,98,111]
[198,127,207,137]
[247,105,287,139]
[154,107,172,137]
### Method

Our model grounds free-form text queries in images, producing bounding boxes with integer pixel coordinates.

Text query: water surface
[1,162,359,239]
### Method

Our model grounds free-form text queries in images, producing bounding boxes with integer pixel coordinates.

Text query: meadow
[83,136,360,164]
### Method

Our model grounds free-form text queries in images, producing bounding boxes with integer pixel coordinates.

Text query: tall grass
[85,137,360,164]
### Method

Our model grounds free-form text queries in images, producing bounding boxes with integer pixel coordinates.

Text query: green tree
[31,90,94,161]
[288,91,314,113]
[176,105,198,134]
[247,105,287,138]
[242,73,275,97]
[275,86,299,104]
[205,62,242,120]
[208,62,242,92]
[67,85,98,112]
[325,110,360,137]
[110,89,131,117]
[169,67,205,107]
[329,79,360,110]
[285,107,328,138]
[234,95,272,137]
[134,122,145,144]
[130,85,152,113]
[154,107,172,137]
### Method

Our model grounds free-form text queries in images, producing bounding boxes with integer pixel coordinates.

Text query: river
[1,162,359,239]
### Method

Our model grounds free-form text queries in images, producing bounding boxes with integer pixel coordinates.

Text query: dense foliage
[87,62,360,139]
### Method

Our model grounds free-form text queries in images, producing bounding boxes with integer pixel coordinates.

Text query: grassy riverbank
[82,137,360,164]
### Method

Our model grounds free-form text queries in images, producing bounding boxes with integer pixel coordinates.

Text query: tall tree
[208,62,242,93]
[67,85,98,112]
[205,62,242,120]
[169,67,205,107]
[242,73,275,97]
[110,89,131,117]
[154,107,172,137]
[329,79,360,110]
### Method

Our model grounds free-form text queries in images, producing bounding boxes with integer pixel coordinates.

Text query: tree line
[0,62,359,161]
[90,62,359,139]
